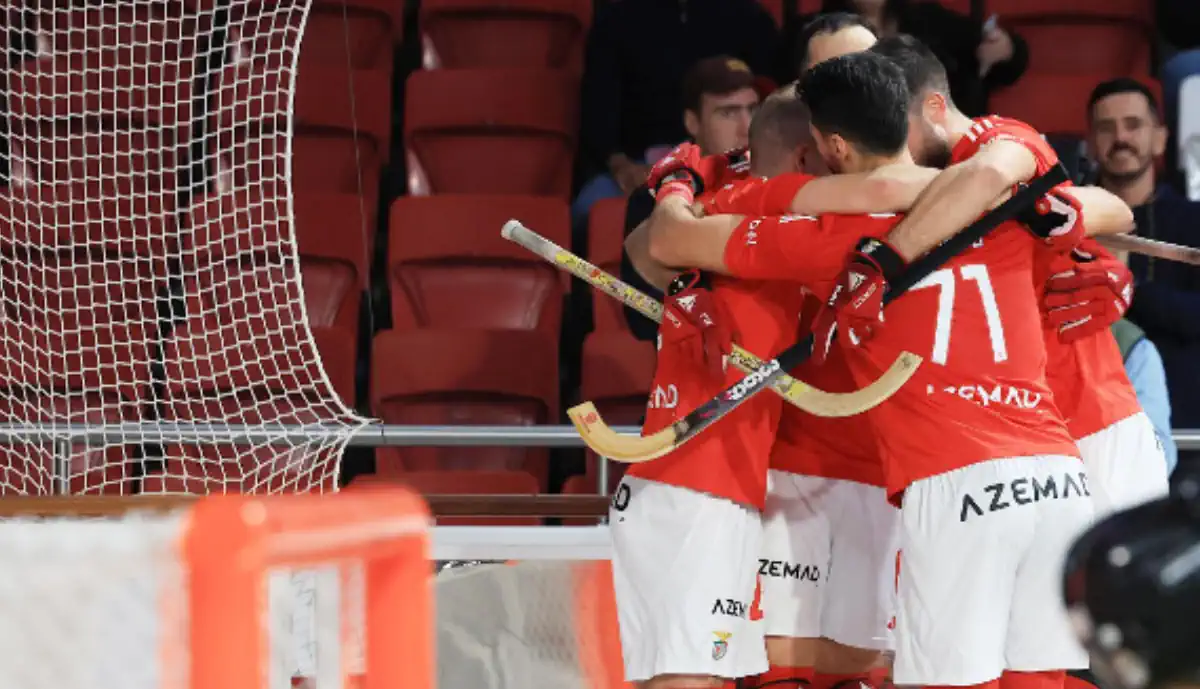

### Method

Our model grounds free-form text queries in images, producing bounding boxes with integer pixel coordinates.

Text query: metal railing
[0,424,1193,498]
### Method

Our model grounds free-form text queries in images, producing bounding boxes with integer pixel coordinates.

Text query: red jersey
[956,116,1142,439]
[722,205,1080,501]
[627,174,805,509]
[713,173,885,485]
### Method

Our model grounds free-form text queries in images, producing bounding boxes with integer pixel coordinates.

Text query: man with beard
[840,35,1169,522]
[1086,77,1200,467]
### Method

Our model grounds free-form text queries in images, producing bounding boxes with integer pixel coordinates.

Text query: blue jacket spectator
[1087,78,1200,442]
[1113,319,1178,475]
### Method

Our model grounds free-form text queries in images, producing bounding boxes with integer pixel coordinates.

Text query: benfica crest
[712,631,732,660]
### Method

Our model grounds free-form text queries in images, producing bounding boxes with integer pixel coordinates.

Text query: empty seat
[189,183,371,331]
[420,0,591,70]
[404,68,579,197]
[586,197,631,333]
[579,331,653,485]
[301,4,396,71]
[9,7,193,132]
[214,132,382,197]
[214,8,392,162]
[388,195,570,333]
[352,470,542,525]
[371,329,557,488]
[989,0,1153,75]
[560,473,605,526]
[0,181,174,257]
[990,74,1156,139]
[11,123,180,199]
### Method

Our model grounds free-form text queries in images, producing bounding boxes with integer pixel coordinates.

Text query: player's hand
[663,270,734,381]
[811,237,907,364]
[1043,247,1134,343]
[646,143,750,202]
[1017,188,1085,251]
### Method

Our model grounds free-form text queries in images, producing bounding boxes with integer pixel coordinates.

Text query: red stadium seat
[302,3,398,70]
[990,73,1160,139]
[757,0,784,26]
[579,331,653,485]
[586,197,632,333]
[215,6,393,161]
[186,183,370,333]
[388,195,570,333]
[404,68,579,197]
[560,473,605,526]
[0,257,159,496]
[988,0,1153,75]
[371,329,557,488]
[8,8,193,132]
[351,470,543,525]
[214,132,382,198]
[419,0,591,70]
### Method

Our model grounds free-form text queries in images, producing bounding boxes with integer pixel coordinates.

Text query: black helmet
[1063,473,1200,689]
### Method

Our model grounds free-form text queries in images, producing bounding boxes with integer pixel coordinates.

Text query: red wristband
[658,180,695,204]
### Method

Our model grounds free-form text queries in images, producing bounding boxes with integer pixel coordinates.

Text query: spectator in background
[1087,78,1200,459]
[1112,318,1179,476]
[782,0,1028,115]
[793,12,877,73]
[613,56,764,342]
[572,0,779,242]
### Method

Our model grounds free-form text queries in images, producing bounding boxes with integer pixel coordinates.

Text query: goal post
[0,487,432,689]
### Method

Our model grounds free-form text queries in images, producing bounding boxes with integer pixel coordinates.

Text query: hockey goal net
[0,487,430,689]
[0,0,368,496]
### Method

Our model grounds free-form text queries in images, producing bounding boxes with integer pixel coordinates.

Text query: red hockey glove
[1016,187,1086,251]
[663,270,735,381]
[1043,246,1134,343]
[647,143,750,202]
[811,237,907,365]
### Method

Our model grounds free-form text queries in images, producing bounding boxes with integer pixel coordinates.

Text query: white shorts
[893,456,1094,686]
[609,475,767,682]
[759,470,899,651]
[1077,411,1169,519]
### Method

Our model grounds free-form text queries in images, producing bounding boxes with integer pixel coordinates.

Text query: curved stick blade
[567,402,678,464]
[791,351,923,417]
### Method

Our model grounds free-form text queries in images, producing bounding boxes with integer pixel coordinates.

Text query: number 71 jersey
[848,219,1081,498]
[721,209,1083,500]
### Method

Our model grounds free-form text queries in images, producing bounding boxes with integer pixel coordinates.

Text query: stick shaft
[1097,234,1200,266]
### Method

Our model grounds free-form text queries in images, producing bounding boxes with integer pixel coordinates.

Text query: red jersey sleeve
[951,116,1060,172]
[721,213,868,285]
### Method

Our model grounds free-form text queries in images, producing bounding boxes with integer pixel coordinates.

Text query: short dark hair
[1087,77,1161,122]
[681,55,758,113]
[796,51,910,157]
[870,33,952,110]
[749,87,813,161]
[796,12,876,71]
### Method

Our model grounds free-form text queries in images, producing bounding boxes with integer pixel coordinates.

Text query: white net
[0,0,369,495]
[434,525,623,689]
[0,496,418,689]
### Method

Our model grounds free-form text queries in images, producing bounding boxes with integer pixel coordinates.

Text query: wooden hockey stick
[1097,233,1200,266]
[551,163,1071,463]
[501,220,922,423]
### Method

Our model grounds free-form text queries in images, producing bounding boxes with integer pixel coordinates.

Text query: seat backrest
[586,197,629,332]
[1017,23,1151,74]
[389,195,570,332]
[404,68,579,197]
[420,0,591,70]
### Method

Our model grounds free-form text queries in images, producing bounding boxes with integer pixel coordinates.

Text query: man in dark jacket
[573,0,779,239]
[1088,78,1200,455]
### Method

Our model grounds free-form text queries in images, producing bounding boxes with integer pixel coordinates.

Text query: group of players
[604,14,1172,689]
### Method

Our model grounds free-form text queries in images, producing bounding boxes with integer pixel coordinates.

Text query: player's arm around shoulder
[636,193,744,274]
[885,138,1038,259]
[788,164,941,215]
[1060,185,1135,236]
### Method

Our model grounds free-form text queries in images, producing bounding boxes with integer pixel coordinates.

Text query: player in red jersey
[624,86,940,689]
[866,35,1166,520]
[636,52,1135,689]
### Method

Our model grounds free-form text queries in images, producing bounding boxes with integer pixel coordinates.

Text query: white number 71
[910,264,1008,365]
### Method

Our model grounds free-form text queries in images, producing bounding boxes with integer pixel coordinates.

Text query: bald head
[748,87,814,177]
[797,12,878,73]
